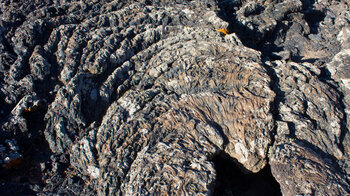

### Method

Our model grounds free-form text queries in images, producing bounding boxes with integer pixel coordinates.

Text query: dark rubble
[0,0,349,195]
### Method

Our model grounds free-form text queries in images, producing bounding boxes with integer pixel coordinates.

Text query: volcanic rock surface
[0,0,349,195]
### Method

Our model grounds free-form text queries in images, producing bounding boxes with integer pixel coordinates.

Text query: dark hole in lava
[304,9,325,34]
[212,153,281,196]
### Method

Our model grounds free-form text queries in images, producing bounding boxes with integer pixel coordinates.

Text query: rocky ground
[0,0,349,195]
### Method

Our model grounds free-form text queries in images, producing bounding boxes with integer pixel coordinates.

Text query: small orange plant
[217,28,229,35]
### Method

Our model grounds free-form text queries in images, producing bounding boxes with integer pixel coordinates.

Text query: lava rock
[0,0,349,195]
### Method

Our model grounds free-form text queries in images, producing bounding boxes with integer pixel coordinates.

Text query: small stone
[5,139,19,151]
[87,165,100,179]
[40,162,46,171]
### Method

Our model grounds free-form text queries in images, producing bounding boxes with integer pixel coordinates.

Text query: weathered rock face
[270,141,349,195]
[268,60,350,195]
[326,2,350,172]
[0,0,349,195]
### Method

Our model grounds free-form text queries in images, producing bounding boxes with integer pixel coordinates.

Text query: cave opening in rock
[212,153,281,196]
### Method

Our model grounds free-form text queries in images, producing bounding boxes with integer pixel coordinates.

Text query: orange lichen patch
[23,107,32,113]
[5,158,22,170]
[23,105,39,113]
[217,28,229,35]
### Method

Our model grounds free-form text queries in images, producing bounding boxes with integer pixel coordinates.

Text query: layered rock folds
[0,0,349,195]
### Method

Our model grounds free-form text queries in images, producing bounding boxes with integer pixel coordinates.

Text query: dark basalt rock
[0,0,349,195]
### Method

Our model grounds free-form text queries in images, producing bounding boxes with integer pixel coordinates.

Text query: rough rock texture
[0,0,349,195]
[268,60,350,195]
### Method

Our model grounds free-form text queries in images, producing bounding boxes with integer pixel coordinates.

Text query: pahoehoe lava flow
[0,0,349,195]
